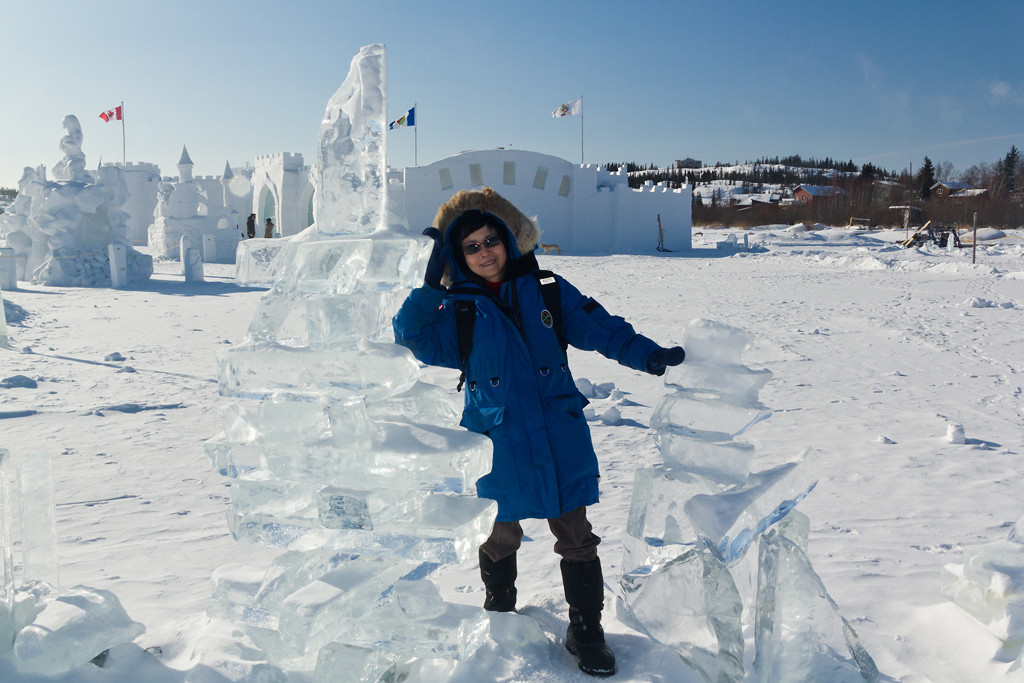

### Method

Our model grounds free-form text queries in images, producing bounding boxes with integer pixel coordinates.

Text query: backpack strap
[453,299,476,392]
[533,270,566,356]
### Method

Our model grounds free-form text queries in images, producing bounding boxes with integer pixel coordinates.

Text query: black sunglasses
[463,234,502,255]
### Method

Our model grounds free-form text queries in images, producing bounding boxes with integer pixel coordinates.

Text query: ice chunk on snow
[618,549,744,683]
[754,530,879,683]
[575,378,614,399]
[682,318,752,367]
[941,536,1024,648]
[13,586,145,675]
[600,407,621,425]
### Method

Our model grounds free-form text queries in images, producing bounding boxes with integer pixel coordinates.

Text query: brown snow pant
[479,505,601,564]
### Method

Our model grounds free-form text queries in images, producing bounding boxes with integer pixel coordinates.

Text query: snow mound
[964,297,1013,309]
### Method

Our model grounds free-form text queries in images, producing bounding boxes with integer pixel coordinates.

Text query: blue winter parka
[393,224,659,522]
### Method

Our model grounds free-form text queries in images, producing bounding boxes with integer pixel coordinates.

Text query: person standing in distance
[246,213,257,239]
[264,218,274,239]
[393,188,684,678]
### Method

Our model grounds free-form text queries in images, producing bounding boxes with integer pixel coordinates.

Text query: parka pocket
[460,405,505,436]
[543,392,588,419]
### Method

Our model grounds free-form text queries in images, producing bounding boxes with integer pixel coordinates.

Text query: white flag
[552,98,582,118]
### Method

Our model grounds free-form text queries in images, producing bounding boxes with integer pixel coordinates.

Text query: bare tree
[935,160,957,183]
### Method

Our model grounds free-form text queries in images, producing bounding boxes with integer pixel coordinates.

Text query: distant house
[930,181,972,199]
[1010,187,1024,202]
[949,188,988,200]
[871,178,904,204]
[793,185,848,205]
[674,158,702,169]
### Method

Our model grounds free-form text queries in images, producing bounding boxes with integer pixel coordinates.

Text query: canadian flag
[99,106,122,122]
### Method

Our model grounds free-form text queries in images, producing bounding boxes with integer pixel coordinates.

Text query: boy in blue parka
[393,188,684,678]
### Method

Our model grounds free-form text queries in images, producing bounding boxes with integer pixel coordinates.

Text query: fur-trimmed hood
[433,187,540,254]
[433,187,541,288]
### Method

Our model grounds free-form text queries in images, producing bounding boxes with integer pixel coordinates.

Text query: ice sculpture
[941,513,1024,659]
[0,118,153,286]
[206,44,495,680]
[0,449,15,652]
[619,318,877,683]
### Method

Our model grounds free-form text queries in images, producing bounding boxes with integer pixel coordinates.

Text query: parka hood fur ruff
[434,187,541,254]
[433,187,540,287]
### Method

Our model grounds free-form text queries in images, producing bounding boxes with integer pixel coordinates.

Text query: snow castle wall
[397,149,691,254]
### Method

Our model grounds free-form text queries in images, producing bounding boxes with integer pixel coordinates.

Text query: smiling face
[461,225,507,283]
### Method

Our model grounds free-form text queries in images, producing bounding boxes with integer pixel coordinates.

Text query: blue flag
[390,106,415,130]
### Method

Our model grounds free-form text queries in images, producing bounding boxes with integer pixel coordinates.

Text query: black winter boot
[479,548,517,612]
[561,558,616,677]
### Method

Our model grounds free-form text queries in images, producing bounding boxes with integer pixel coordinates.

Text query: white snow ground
[1,226,1023,682]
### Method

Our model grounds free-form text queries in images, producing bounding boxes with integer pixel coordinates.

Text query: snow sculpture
[206,44,495,680]
[618,319,878,683]
[0,118,153,286]
[148,146,244,262]
[942,513,1024,661]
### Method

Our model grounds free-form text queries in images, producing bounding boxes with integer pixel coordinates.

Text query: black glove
[422,227,450,290]
[647,346,685,376]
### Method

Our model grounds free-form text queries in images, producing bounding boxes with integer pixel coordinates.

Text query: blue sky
[2,0,1022,188]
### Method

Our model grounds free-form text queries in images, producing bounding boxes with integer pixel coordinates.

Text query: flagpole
[414,102,418,167]
[121,101,126,165]
[580,96,584,166]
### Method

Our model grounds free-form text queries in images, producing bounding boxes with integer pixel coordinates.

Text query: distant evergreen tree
[918,156,936,199]
[997,145,1020,196]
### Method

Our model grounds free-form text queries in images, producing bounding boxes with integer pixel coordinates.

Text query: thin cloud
[856,132,1024,161]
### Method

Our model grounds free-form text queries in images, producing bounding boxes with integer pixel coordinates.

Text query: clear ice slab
[218,340,421,402]
[313,642,399,683]
[681,318,753,367]
[235,238,291,287]
[618,549,744,683]
[665,364,773,404]
[651,390,772,440]
[206,421,492,493]
[754,530,879,683]
[336,579,489,662]
[277,555,419,656]
[17,452,59,590]
[654,432,755,487]
[684,452,818,566]
[321,494,498,564]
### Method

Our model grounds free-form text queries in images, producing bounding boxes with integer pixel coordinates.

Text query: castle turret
[177,145,194,183]
[221,160,233,205]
